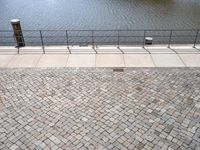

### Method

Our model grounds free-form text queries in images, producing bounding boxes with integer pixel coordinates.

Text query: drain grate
[113,68,124,72]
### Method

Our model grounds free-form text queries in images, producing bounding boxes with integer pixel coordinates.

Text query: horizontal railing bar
[19,42,43,44]
[2,35,198,38]
[73,42,118,43]
[1,40,199,44]
[2,29,199,32]
[0,30,13,32]
[0,37,15,38]
[0,42,16,43]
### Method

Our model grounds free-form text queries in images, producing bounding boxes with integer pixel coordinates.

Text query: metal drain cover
[113,68,124,72]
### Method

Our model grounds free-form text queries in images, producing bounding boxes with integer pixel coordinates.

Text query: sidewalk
[0,68,200,149]
[0,46,200,68]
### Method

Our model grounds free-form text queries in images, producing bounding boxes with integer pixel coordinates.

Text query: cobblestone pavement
[0,68,200,150]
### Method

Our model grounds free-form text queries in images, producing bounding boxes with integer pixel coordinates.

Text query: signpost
[11,19,25,47]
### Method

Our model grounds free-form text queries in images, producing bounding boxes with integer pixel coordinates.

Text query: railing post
[168,30,173,48]
[143,30,146,48]
[17,46,20,54]
[39,30,45,54]
[117,30,120,48]
[92,30,94,49]
[193,29,199,48]
[92,30,97,53]
[66,30,71,53]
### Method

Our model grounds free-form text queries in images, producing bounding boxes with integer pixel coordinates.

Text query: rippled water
[0,0,200,30]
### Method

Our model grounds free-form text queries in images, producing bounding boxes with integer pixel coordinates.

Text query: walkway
[0,68,200,149]
[0,46,200,67]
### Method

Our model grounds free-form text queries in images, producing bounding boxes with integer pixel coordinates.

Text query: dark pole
[117,30,120,48]
[39,30,45,54]
[66,30,71,53]
[143,30,146,48]
[10,19,25,47]
[168,30,173,48]
[193,29,199,48]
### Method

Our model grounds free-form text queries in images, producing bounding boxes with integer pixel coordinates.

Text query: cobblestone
[0,68,200,149]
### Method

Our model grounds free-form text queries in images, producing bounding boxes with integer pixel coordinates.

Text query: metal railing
[0,29,199,54]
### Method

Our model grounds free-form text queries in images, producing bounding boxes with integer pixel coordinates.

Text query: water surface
[0,0,200,30]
